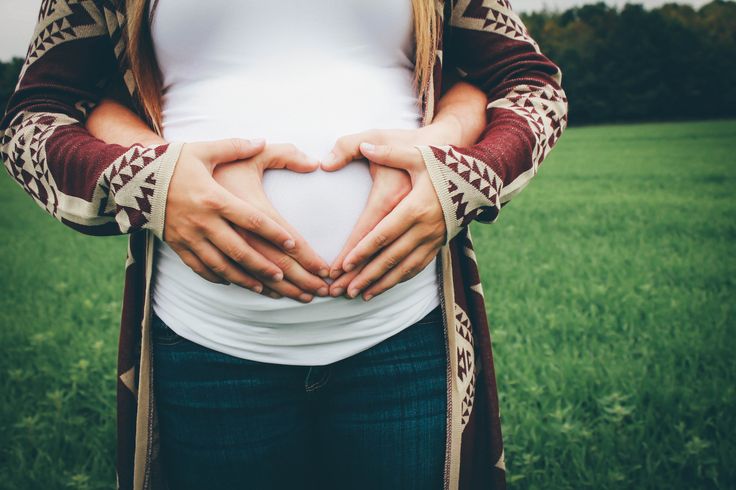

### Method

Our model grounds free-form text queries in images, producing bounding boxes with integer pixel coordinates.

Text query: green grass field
[1,119,734,489]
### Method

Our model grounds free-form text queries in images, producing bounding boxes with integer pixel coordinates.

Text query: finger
[321,130,380,171]
[261,278,315,303]
[263,143,320,173]
[345,227,425,298]
[358,143,422,172]
[188,238,264,292]
[239,234,316,302]
[330,197,385,279]
[259,285,283,300]
[242,230,329,297]
[186,232,311,302]
[342,193,418,272]
[218,188,297,251]
[328,192,390,279]
[212,160,329,276]
[329,163,410,279]
[227,180,330,277]
[173,246,229,285]
[361,245,438,301]
[207,219,285,282]
[328,266,362,297]
[197,137,266,165]
[269,218,330,278]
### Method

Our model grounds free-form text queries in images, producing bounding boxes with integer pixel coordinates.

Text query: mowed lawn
[1,119,734,489]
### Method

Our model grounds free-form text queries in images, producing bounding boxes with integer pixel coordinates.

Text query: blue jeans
[151,305,447,490]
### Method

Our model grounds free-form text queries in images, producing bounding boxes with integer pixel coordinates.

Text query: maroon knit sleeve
[416,0,569,244]
[0,0,182,237]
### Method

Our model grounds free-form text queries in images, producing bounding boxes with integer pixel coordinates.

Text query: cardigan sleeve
[416,0,569,244]
[0,0,183,238]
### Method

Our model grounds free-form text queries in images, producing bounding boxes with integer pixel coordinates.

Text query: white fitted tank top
[150,0,440,365]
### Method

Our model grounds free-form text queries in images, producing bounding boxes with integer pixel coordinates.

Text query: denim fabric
[151,305,447,490]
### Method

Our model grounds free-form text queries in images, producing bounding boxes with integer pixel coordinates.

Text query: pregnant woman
[1,1,568,489]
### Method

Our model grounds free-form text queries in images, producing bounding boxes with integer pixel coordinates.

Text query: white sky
[0,0,714,61]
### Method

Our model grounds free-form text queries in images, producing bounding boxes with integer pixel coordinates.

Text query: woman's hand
[320,129,416,293]
[86,100,295,291]
[164,138,306,293]
[323,140,446,301]
[320,117,476,300]
[321,125,452,300]
[212,144,332,301]
[320,81,487,300]
[87,99,330,301]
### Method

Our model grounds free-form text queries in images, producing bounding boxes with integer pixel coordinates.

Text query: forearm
[417,81,487,147]
[414,1,568,245]
[86,99,165,146]
[89,82,488,150]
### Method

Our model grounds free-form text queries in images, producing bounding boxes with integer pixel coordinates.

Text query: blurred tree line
[521,0,736,124]
[1,1,734,126]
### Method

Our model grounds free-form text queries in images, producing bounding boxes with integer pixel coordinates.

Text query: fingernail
[252,285,263,293]
[329,269,342,279]
[250,138,265,146]
[268,291,282,299]
[360,142,375,152]
[299,293,313,303]
[363,293,373,301]
[284,239,296,250]
[317,287,329,297]
[272,271,284,281]
[331,287,344,297]
[347,288,359,298]
[344,263,355,272]
[318,268,329,278]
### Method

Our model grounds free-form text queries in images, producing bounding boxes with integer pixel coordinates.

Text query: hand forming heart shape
[85,80,485,302]
[214,129,447,303]
[320,128,446,301]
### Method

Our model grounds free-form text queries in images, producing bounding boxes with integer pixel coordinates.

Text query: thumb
[281,153,320,173]
[327,191,390,279]
[262,144,320,173]
[321,134,367,172]
[197,138,266,165]
[358,143,421,171]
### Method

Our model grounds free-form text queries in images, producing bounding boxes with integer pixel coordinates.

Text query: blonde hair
[126,0,438,132]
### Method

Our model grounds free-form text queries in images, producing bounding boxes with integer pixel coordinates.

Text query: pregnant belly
[261,159,372,264]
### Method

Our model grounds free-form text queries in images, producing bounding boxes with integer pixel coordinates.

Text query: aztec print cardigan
[1,0,567,488]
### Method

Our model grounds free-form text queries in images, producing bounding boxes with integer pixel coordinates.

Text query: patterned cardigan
[1,1,568,488]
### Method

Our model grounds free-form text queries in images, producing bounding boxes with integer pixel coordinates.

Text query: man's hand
[320,120,465,299]
[212,144,331,301]
[320,81,487,299]
[324,141,446,301]
[86,99,330,302]
[164,138,303,293]
[320,129,415,293]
